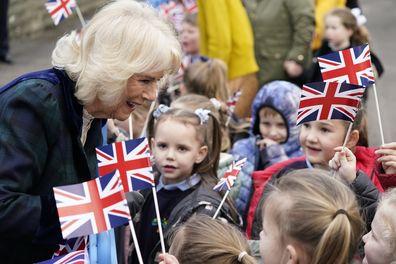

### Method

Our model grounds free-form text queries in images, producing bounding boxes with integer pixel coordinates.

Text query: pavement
[1,0,395,146]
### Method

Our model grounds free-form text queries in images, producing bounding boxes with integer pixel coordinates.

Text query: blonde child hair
[263,169,363,264]
[171,94,230,151]
[183,58,230,103]
[168,214,256,264]
[326,7,370,46]
[363,188,396,262]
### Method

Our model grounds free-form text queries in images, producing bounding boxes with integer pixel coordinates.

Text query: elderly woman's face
[88,71,164,120]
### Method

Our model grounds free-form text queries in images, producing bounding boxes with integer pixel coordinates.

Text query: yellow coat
[312,0,346,50]
[197,0,258,79]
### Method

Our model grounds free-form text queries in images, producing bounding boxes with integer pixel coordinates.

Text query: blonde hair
[171,94,230,151]
[377,188,396,258]
[264,169,363,264]
[152,108,221,186]
[183,58,230,103]
[52,0,181,106]
[169,214,256,264]
[326,8,370,46]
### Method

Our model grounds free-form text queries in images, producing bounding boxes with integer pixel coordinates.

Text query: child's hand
[329,147,357,184]
[375,142,396,174]
[256,137,278,150]
[283,60,303,77]
[158,253,180,264]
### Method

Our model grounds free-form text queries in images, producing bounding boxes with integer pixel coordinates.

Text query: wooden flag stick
[342,122,353,148]
[213,190,229,219]
[128,220,144,264]
[372,83,385,145]
[129,114,133,140]
[152,187,166,254]
[74,4,86,27]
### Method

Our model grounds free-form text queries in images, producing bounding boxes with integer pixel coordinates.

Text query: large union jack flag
[296,82,364,126]
[213,158,247,192]
[54,172,131,239]
[96,137,155,193]
[37,250,86,264]
[45,0,76,26]
[318,44,374,87]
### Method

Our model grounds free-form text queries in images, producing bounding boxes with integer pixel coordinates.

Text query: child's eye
[157,143,167,149]
[302,123,310,128]
[178,146,188,152]
[261,122,270,126]
[320,127,330,133]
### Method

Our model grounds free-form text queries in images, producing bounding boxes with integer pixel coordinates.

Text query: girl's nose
[166,148,175,160]
[306,131,318,142]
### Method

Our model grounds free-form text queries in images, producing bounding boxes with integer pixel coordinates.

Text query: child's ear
[346,129,359,149]
[285,245,301,264]
[195,146,208,164]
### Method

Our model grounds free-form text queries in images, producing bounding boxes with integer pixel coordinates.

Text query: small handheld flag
[53,236,87,258]
[45,0,76,26]
[296,82,364,126]
[53,172,131,239]
[96,137,155,193]
[213,158,247,192]
[318,43,374,87]
[36,250,85,264]
[213,158,247,219]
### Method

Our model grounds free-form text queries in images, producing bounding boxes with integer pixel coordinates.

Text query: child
[231,81,302,170]
[158,214,256,264]
[180,13,199,57]
[230,80,302,218]
[181,58,230,104]
[247,110,387,239]
[309,7,383,83]
[260,169,363,264]
[170,94,254,219]
[130,107,239,263]
[362,188,396,264]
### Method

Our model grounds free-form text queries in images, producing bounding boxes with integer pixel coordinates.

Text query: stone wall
[8,0,109,39]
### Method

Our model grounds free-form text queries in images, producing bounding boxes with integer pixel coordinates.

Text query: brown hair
[171,94,230,151]
[182,13,197,27]
[151,108,222,186]
[169,214,256,264]
[326,8,370,46]
[183,58,230,103]
[263,169,364,264]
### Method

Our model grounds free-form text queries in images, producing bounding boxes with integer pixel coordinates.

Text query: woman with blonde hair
[0,0,181,262]
[260,169,364,264]
[159,214,256,264]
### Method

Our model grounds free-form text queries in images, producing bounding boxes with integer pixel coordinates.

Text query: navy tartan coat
[0,69,103,263]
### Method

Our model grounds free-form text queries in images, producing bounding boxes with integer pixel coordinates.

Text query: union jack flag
[226,91,242,116]
[318,44,375,87]
[37,250,86,264]
[53,172,131,239]
[213,158,247,192]
[96,137,155,193]
[53,237,87,258]
[296,82,365,126]
[45,0,76,26]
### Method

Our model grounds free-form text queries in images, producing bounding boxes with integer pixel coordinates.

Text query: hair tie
[238,251,247,262]
[153,104,170,119]
[210,98,222,110]
[194,108,211,125]
[333,209,349,219]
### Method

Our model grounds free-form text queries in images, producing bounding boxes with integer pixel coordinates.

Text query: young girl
[247,110,391,239]
[181,58,230,104]
[260,169,363,264]
[362,188,396,264]
[131,107,239,263]
[158,214,256,264]
[309,7,383,83]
